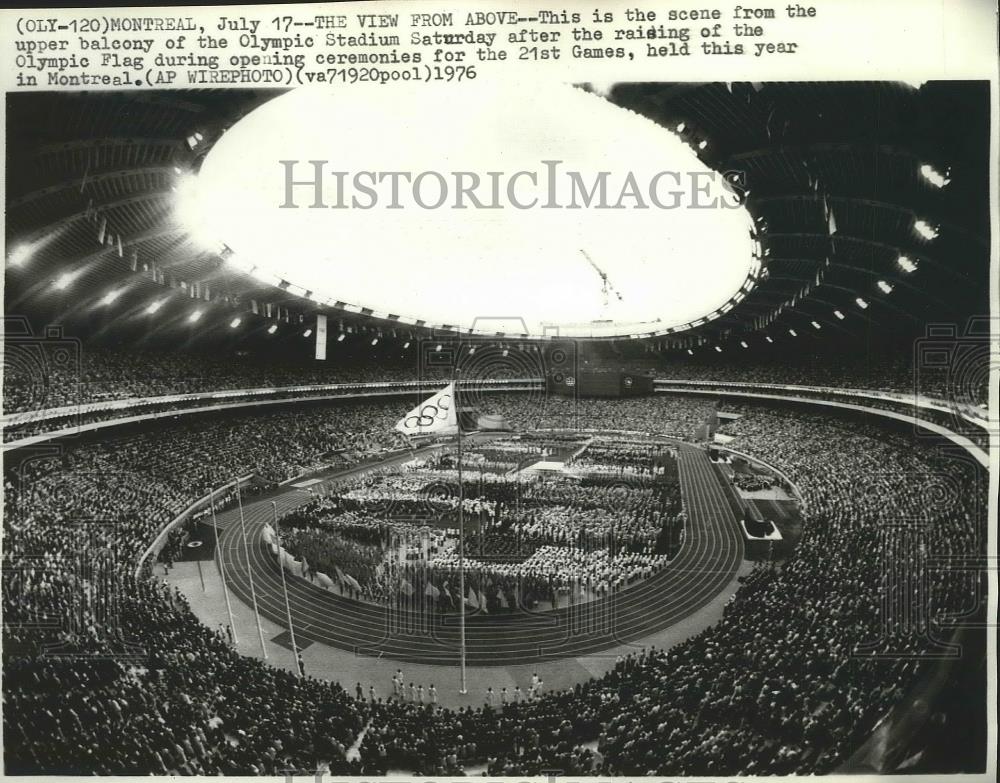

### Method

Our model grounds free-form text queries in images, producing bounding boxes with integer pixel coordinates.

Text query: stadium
[2,82,993,776]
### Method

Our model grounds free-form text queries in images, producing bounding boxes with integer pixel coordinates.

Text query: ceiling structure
[4,82,990,359]
[193,83,758,339]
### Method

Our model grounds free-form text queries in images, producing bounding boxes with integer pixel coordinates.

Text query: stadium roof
[5,82,989,354]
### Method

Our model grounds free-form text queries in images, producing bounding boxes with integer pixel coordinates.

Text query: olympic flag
[394,382,459,436]
[395,375,467,694]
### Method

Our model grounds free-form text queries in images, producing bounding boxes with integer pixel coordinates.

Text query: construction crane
[580,249,624,306]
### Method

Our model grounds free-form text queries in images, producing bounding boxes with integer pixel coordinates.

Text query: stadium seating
[2,396,986,775]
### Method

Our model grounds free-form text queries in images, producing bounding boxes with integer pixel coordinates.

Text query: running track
[217,443,744,666]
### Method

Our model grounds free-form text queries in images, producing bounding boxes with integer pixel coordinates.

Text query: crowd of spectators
[653,353,989,408]
[3,394,986,776]
[1,349,431,415]
[5,346,986,418]
[487,394,720,440]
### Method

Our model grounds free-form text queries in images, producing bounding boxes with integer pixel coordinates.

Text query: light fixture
[788,328,797,337]
[686,349,694,355]
[303,329,312,337]
[676,122,686,132]
[913,219,939,240]
[501,348,509,356]
[740,341,748,348]
[54,272,75,291]
[337,333,346,342]
[877,280,894,294]
[698,139,708,150]
[897,255,918,273]
[229,317,242,328]
[811,321,821,330]
[856,297,869,309]
[918,164,950,188]
[188,310,203,323]
[7,244,32,267]
[714,345,722,353]
[146,300,164,315]
[99,289,121,306]
[468,346,476,354]
[371,337,379,346]
[436,344,443,352]
[403,341,411,349]
[765,336,774,343]
[267,324,278,334]
[833,309,845,320]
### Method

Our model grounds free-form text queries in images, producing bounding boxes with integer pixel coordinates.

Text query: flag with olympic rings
[394,382,459,436]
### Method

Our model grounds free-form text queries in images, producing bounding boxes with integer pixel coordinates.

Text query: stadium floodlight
[7,243,32,267]
[99,289,121,306]
[913,219,939,240]
[146,300,164,315]
[833,309,845,320]
[919,163,950,188]
[877,280,894,294]
[267,324,278,334]
[811,321,822,330]
[303,329,312,338]
[896,255,918,273]
[788,328,797,337]
[856,297,869,309]
[188,310,203,323]
[229,317,242,328]
[337,333,346,342]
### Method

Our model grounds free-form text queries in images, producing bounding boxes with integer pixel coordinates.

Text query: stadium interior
[2,82,992,777]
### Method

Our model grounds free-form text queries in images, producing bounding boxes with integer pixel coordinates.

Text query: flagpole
[456,367,467,695]
[210,486,238,644]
